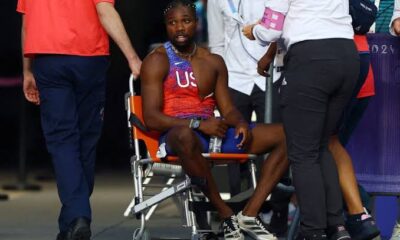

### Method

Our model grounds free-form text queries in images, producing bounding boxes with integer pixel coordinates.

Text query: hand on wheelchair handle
[129,74,137,82]
[129,57,142,79]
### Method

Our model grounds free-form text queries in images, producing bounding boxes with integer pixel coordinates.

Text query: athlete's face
[165,5,197,48]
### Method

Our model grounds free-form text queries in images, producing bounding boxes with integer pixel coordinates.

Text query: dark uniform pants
[33,55,108,232]
[281,39,359,232]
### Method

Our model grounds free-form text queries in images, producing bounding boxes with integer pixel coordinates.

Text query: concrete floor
[0,168,197,240]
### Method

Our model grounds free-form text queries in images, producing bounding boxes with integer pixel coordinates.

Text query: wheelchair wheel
[133,228,150,240]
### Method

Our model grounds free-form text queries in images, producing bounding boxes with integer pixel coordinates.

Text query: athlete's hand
[393,18,400,36]
[199,117,228,138]
[235,121,252,149]
[23,71,40,105]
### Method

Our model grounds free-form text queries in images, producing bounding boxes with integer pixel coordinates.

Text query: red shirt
[17,0,114,57]
[354,35,375,98]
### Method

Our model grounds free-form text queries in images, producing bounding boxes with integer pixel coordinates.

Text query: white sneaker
[222,215,245,240]
[390,222,400,240]
[237,211,278,240]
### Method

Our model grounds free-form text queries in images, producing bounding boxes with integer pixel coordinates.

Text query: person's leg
[280,47,334,236]
[229,88,252,196]
[331,98,370,216]
[229,88,253,123]
[331,133,380,240]
[251,85,266,124]
[268,78,292,236]
[329,136,363,215]
[318,40,359,238]
[320,84,357,229]
[73,56,108,196]
[241,123,288,216]
[235,123,286,240]
[280,39,358,238]
[329,52,380,240]
[165,126,233,219]
[267,187,292,236]
[33,56,91,233]
[165,126,244,240]
[332,54,370,210]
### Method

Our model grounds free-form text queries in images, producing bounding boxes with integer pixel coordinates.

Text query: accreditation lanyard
[227,0,244,25]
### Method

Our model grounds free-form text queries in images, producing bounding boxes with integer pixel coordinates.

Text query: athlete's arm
[141,50,192,132]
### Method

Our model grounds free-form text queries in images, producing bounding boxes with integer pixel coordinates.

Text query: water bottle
[209,136,222,153]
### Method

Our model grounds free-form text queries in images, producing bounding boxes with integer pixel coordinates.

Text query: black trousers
[281,39,359,232]
[229,85,266,123]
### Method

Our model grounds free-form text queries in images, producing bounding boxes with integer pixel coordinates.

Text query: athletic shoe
[346,212,380,240]
[327,225,351,240]
[222,215,244,240]
[390,222,400,240]
[237,211,277,240]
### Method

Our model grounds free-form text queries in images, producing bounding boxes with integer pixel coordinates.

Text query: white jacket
[207,0,269,95]
[252,0,354,49]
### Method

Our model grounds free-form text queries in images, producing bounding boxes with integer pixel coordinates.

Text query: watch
[189,119,201,129]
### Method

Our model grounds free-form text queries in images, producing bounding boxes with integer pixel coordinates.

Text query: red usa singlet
[162,41,216,119]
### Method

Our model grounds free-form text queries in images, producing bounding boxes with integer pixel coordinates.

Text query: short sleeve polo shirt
[17,0,115,56]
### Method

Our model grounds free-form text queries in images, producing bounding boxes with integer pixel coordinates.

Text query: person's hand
[257,54,273,77]
[129,56,142,79]
[198,117,228,138]
[242,24,256,40]
[23,71,40,105]
[393,18,400,36]
[235,121,252,149]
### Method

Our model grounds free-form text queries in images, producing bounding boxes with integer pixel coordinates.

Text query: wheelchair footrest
[131,177,191,215]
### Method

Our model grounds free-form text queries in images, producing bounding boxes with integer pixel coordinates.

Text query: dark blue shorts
[158,123,256,156]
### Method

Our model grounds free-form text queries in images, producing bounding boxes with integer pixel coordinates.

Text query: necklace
[171,43,197,60]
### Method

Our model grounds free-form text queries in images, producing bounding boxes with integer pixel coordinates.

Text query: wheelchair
[123,75,299,240]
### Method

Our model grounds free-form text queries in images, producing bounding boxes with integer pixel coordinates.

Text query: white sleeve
[252,0,289,46]
[207,0,225,56]
[389,0,400,36]
[253,25,283,47]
